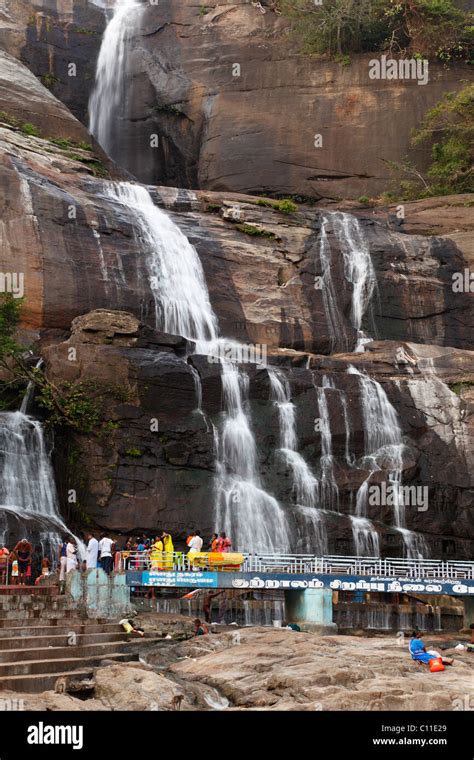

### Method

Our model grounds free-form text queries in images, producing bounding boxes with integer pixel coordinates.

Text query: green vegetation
[41,73,60,89]
[386,83,474,199]
[0,298,130,431]
[199,5,208,16]
[278,0,473,61]
[253,197,299,214]
[38,382,101,433]
[0,111,107,176]
[20,122,41,137]
[205,202,222,213]
[153,103,185,117]
[235,223,277,239]
[449,381,474,395]
[125,447,143,457]
[0,295,24,366]
[49,137,93,151]
[72,27,98,36]
[64,153,109,177]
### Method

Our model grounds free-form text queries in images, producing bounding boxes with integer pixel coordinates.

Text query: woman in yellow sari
[150,536,164,570]
[161,532,174,570]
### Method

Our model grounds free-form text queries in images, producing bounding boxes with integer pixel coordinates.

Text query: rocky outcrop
[0,38,472,562]
[0,49,94,143]
[4,628,473,711]
[39,310,474,559]
[0,123,472,352]
[1,0,473,198]
[146,628,474,711]
[0,0,105,127]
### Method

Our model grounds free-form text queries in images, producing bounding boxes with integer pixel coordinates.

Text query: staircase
[0,587,160,693]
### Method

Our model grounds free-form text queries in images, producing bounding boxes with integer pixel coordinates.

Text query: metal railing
[118,551,474,580]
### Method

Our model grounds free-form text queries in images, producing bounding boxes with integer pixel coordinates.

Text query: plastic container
[429,657,445,672]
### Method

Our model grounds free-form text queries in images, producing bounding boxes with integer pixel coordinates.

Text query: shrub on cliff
[412,83,474,193]
[386,83,474,197]
[278,0,473,60]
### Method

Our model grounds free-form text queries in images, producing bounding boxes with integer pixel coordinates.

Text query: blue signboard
[137,571,219,588]
[126,570,474,596]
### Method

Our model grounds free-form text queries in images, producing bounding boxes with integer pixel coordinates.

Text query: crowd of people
[0,529,233,586]
[0,539,50,586]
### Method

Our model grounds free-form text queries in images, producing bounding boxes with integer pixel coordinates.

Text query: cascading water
[317,217,348,352]
[268,368,327,554]
[214,362,289,553]
[89,0,144,158]
[0,412,77,556]
[103,181,285,553]
[333,212,377,351]
[88,10,433,563]
[314,377,339,512]
[317,212,377,353]
[350,516,380,557]
[348,366,427,558]
[103,182,219,342]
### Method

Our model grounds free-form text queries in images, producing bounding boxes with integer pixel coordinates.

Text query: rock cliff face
[1,0,472,198]
[40,310,474,559]
[0,120,472,352]
[0,11,473,562]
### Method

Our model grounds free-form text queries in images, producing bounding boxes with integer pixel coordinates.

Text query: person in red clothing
[216,532,232,552]
[0,546,9,585]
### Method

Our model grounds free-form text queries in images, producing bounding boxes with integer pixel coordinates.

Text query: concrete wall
[66,569,132,619]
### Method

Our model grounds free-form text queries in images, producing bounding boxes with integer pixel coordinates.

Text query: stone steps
[0,592,155,693]
[0,623,123,638]
[0,609,86,622]
[0,669,95,694]
[0,638,160,665]
[0,631,135,649]
[0,650,141,678]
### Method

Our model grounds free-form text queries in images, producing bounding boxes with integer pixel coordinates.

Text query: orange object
[429,657,445,672]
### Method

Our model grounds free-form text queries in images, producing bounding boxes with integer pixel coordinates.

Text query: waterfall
[103,181,284,553]
[103,182,219,342]
[348,366,427,558]
[311,376,339,512]
[0,412,79,555]
[20,359,43,414]
[350,516,380,557]
[89,0,144,157]
[340,390,353,465]
[317,213,377,353]
[268,368,326,553]
[317,217,348,352]
[333,212,377,351]
[214,362,289,553]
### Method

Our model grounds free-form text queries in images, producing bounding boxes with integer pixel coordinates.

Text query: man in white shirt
[66,539,78,573]
[98,533,115,575]
[86,533,99,570]
[188,530,203,553]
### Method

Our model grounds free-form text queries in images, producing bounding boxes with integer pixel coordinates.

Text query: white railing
[118,551,474,580]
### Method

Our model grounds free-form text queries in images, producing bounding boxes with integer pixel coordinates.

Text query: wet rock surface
[0,120,472,352]
[2,628,473,711]
[39,313,474,557]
